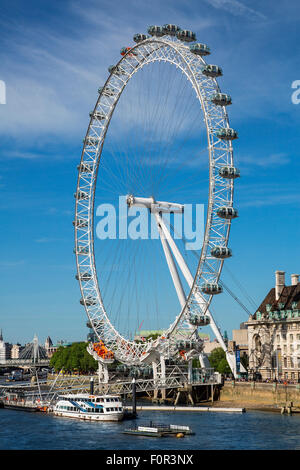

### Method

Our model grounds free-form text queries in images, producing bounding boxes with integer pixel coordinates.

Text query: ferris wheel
[74,24,240,377]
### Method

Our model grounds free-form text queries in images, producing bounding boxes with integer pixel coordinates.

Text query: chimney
[291,274,299,286]
[275,270,285,301]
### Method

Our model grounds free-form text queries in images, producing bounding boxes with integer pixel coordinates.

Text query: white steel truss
[74,30,238,375]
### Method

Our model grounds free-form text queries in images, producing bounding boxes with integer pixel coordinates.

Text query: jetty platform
[125,405,246,413]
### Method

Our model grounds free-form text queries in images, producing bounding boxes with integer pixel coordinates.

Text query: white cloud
[203,0,266,19]
[0,260,26,267]
[239,153,291,168]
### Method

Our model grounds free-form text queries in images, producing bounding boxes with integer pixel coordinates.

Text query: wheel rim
[75,32,237,365]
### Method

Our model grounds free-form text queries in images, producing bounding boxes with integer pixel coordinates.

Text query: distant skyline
[1,0,300,344]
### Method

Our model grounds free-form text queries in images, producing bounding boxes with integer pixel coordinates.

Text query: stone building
[247,271,300,381]
[0,330,12,363]
[11,343,22,359]
[45,336,59,358]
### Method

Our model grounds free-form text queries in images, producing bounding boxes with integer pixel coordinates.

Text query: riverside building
[247,271,300,381]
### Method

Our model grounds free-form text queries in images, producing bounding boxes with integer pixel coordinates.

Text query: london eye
[74,24,240,377]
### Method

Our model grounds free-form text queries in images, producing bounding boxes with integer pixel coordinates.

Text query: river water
[1,407,300,450]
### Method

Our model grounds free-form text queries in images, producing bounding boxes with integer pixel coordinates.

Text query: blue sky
[0,0,300,346]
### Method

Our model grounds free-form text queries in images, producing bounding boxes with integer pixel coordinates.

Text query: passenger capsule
[73,245,89,254]
[84,136,100,146]
[120,47,137,57]
[201,64,222,78]
[218,166,240,179]
[89,110,106,121]
[217,206,238,219]
[77,163,93,173]
[211,93,232,106]
[189,315,210,327]
[74,191,89,200]
[133,33,149,43]
[162,24,181,36]
[176,29,196,42]
[201,283,223,295]
[73,219,88,228]
[80,297,97,306]
[189,43,210,56]
[120,47,130,56]
[142,366,152,378]
[176,340,198,350]
[98,86,116,96]
[108,65,126,76]
[147,25,164,37]
[75,272,92,281]
[210,246,232,259]
[216,128,238,140]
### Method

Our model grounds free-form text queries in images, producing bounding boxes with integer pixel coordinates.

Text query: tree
[50,342,98,373]
[217,358,231,375]
[209,347,231,375]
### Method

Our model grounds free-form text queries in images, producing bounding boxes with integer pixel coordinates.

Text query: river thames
[1,408,300,450]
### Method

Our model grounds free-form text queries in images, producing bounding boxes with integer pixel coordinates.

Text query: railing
[0,359,49,366]
[0,369,221,405]
[44,370,220,398]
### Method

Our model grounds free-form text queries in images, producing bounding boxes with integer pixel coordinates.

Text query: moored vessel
[53,393,124,421]
[0,392,45,412]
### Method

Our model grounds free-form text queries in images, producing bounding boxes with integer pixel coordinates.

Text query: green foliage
[146,333,161,341]
[50,342,98,373]
[217,358,231,375]
[209,347,231,375]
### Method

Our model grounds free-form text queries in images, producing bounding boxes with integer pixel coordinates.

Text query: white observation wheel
[74,25,240,373]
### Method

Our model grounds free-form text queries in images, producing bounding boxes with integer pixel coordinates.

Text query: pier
[125,405,245,413]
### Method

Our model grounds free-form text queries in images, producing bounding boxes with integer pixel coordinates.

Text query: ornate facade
[247,271,300,381]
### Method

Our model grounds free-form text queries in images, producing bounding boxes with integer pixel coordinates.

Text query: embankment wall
[219,382,300,408]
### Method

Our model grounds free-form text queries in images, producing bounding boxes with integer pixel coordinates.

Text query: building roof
[254,283,300,319]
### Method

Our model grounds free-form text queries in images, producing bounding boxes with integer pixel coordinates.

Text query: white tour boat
[53,393,124,421]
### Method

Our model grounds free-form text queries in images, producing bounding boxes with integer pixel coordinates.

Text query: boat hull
[53,411,124,422]
[3,404,39,412]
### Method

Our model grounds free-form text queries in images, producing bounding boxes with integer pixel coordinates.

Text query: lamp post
[132,377,137,417]
[90,377,94,395]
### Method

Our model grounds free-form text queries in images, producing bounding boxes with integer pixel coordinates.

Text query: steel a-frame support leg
[153,210,237,378]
